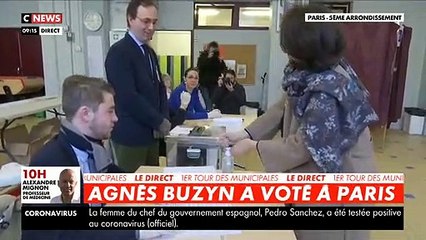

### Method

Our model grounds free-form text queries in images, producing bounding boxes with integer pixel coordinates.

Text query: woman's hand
[218,130,249,147]
[231,139,257,157]
[208,109,222,119]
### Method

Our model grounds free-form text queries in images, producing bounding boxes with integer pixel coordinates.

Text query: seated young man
[23,75,137,240]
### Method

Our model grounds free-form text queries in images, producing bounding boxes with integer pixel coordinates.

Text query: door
[0,28,21,76]
[19,33,44,77]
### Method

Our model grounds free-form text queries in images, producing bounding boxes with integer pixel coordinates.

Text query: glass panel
[239,7,272,28]
[197,8,233,27]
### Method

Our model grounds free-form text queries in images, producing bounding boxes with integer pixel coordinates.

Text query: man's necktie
[141,44,156,80]
[87,151,97,173]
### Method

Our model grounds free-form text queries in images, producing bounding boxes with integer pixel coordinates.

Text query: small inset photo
[21,167,81,204]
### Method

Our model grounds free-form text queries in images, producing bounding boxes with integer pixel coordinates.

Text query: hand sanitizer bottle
[221,147,234,173]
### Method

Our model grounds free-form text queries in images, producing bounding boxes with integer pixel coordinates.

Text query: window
[196,7,233,27]
[194,2,271,29]
[322,2,352,13]
[239,7,272,28]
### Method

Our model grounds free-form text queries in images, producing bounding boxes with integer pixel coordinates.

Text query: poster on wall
[224,60,236,71]
[236,64,247,79]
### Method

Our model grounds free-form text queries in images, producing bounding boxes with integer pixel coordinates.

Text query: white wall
[0,0,38,27]
[110,0,193,30]
[194,30,271,103]
[266,0,288,109]
[420,46,426,108]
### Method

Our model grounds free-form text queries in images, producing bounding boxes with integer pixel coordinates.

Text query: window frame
[194,1,271,30]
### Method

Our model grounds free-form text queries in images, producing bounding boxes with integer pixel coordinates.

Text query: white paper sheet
[87,35,105,78]
[224,60,236,71]
[169,126,193,136]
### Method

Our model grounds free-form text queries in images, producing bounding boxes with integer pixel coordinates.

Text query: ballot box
[164,125,225,169]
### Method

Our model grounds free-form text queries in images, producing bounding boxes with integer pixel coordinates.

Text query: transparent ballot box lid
[165,125,226,169]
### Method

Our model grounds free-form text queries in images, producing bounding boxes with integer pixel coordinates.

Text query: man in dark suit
[24,75,137,239]
[105,0,170,172]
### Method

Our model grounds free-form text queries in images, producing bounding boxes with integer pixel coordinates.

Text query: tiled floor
[1,117,425,239]
[370,129,426,240]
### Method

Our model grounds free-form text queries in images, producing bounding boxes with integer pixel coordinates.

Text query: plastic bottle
[221,147,234,173]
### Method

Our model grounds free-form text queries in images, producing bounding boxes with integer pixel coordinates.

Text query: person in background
[162,73,173,99]
[197,41,227,107]
[50,169,79,204]
[169,67,221,120]
[212,69,246,114]
[105,0,170,172]
[25,75,137,240]
[221,4,378,240]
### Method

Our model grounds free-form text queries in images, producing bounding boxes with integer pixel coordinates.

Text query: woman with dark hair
[221,4,378,240]
[169,67,222,120]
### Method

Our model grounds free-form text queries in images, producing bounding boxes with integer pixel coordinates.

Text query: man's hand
[158,118,171,135]
[180,91,191,109]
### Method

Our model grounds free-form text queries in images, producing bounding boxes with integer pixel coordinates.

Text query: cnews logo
[21,13,63,24]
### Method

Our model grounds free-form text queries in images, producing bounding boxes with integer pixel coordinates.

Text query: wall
[110,0,193,30]
[194,30,270,103]
[81,1,111,79]
[266,0,288,109]
[0,0,38,27]
[420,46,426,108]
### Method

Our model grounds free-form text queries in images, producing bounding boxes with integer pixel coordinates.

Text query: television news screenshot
[0,0,425,240]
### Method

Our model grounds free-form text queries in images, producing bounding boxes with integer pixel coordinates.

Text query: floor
[1,117,425,240]
[370,129,425,240]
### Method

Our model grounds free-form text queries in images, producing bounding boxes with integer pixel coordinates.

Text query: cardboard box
[37,117,61,136]
[3,123,53,165]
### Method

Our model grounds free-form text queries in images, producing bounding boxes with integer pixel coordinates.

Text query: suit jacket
[22,133,136,240]
[245,66,376,240]
[105,32,168,146]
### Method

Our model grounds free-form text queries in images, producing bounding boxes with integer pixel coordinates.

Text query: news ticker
[21,26,63,36]
[21,167,404,205]
[21,206,403,230]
